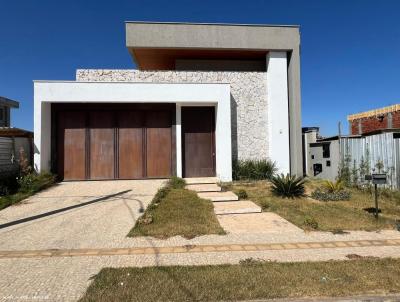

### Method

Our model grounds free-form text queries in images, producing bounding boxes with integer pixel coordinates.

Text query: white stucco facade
[34,81,232,181]
[34,53,294,181]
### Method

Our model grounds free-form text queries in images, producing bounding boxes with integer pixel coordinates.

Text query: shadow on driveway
[0,190,131,230]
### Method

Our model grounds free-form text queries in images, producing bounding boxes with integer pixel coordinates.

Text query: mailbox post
[370,173,387,219]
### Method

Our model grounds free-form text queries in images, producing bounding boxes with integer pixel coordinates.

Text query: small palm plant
[271,174,306,198]
[322,180,344,193]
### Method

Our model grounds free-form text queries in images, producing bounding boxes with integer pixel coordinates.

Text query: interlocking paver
[1,180,400,301]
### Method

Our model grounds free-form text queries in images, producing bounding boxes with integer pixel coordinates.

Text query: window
[0,107,4,121]
[322,144,330,158]
[326,160,331,167]
[311,155,315,159]
[313,163,322,176]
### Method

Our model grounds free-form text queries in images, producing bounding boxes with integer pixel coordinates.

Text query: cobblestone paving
[0,180,165,251]
[1,238,400,259]
[1,180,400,301]
[2,245,400,302]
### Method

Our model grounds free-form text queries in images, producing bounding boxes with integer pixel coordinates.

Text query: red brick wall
[350,109,400,135]
[350,121,359,135]
[393,111,400,128]
[361,115,388,134]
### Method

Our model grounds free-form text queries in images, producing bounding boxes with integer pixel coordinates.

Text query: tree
[338,145,351,186]
[375,159,384,173]
[351,159,359,185]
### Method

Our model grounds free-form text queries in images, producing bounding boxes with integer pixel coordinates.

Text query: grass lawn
[80,258,400,302]
[228,180,400,232]
[128,188,225,239]
[0,173,56,211]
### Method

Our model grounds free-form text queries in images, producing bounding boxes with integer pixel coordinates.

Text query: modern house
[302,127,340,180]
[34,22,302,181]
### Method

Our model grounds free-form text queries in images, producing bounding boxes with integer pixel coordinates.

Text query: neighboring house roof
[0,127,33,138]
[316,128,400,142]
[347,104,400,121]
[302,126,320,133]
[0,96,19,108]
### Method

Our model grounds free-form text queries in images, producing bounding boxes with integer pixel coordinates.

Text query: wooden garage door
[56,106,172,180]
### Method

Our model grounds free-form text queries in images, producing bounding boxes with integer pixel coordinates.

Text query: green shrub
[270,174,306,198]
[233,159,277,181]
[0,172,56,210]
[311,188,351,202]
[0,173,19,196]
[304,216,319,229]
[17,172,55,193]
[168,176,186,189]
[237,189,248,200]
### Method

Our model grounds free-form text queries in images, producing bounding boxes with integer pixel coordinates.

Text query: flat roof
[125,21,300,70]
[125,21,300,28]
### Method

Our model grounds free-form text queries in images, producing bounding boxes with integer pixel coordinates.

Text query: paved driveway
[0,180,164,251]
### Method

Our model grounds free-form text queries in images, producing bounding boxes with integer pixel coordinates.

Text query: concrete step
[184,177,218,185]
[198,191,238,202]
[186,184,222,192]
[213,200,262,215]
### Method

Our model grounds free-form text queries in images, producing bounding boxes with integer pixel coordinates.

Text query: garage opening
[53,104,174,180]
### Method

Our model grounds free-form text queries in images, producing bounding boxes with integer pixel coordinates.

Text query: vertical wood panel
[146,111,172,178]
[58,111,86,180]
[118,111,144,179]
[89,111,115,179]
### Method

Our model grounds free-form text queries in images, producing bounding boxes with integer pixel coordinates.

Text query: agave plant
[322,180,344,193]
[271,174,306,198]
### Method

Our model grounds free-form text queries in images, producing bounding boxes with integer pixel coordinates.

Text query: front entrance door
[182,107,216,178]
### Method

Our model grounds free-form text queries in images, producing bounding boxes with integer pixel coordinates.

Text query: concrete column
[33,101,51,172]
[267,52,290,175]
[175,104,182,177]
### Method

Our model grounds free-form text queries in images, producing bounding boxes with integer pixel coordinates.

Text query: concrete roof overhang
[125,21,300,70]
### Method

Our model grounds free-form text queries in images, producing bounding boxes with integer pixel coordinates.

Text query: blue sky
[1,0,399,136]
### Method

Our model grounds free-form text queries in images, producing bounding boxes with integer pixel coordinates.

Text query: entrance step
[186,184,222,192]
[184,177,218,185]
[213,200,262,215]
[198,191,238,202]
